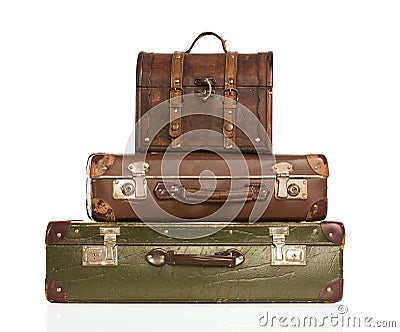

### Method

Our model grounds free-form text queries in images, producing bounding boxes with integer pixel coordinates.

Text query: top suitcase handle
[170,32,239,149]
[185,31,228,53]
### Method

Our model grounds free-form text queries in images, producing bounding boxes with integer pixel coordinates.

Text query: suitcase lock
[112,162,149,200]
[269,227,306,266]
[272,162,308,200]
[82,227,120,266]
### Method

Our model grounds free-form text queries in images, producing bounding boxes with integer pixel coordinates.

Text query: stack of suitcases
[45,32,344,303]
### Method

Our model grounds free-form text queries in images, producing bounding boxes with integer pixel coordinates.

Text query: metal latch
[82,227,120,266]
[272,162,308,200]
[113,162,149,200]
[269,227,306,266]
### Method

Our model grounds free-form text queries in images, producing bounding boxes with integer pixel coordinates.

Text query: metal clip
[272,162,308,200]
[113,162,149,200]
[82,227,120,266]
[269,227,306,266]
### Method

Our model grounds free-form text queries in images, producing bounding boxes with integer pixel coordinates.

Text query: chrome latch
[113,162,149,200]
[82,227,120,266]
[269,227,306,266]
[272,162,308,200]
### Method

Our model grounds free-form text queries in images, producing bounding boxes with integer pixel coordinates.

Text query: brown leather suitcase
[87,153,328,222]
[135,32,273,153]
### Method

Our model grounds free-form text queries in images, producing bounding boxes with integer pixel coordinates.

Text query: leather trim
[306,154,329,177]
[91,198,116,221]
[45,221,71,245]
[321,221,345,245]
[306,199,328,221]
[223,51,238,148]
[89,154,115,177]
[319,278,343,303]
[45,278,69,303]
[169,51,184,147]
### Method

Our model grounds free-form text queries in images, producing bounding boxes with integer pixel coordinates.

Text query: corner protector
[45,221,71,245]
[319,278,343,303]
[306,154,329,177]
[89,154,115,177]
[321,221,345,245]
[45,278,69,303]
[91,198,116,221]
[306,199,328,221]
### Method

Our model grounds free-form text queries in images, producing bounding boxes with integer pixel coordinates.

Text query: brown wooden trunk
[135,34,272,153]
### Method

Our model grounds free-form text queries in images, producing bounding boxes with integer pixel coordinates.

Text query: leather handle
[185,32,227,54]
[154,183,269,202]
[146,248,244,267]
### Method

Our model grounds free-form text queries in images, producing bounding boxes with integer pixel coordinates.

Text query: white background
[1,0,399,331]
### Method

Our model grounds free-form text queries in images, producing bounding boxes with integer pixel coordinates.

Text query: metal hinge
[269,227,306,266]
[113,162,149,200]
[82,227,120,266]
[272,162,308,200]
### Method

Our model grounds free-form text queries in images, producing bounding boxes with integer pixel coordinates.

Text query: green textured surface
[46,222,343,303]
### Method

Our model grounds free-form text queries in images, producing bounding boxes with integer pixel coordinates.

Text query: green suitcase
[45,221,344,303]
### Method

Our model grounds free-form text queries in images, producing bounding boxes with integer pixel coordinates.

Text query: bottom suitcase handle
[146,248,245,268]
[154,183,269,202]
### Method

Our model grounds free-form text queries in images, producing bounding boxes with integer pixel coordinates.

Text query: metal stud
[171,123,179,131]
[144,137,150,143]
[254,137,261,143]
[227,110,232,115]
[326,287,332,292]
[164,230,169,234]
[74,229,79,234]
[225,123,234,132]
[56,287,62,293]
[329,232,334,238]
[229,78,234,85]
[174,78,180,84]
[173,108,178,113]
[56,232,62,238]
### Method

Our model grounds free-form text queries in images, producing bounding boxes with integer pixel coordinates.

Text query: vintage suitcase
[87,153,328,222]
[135,32,273,153]
[45,221,344,303]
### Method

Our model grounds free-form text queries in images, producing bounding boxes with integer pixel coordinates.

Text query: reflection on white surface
[46,303,343,332]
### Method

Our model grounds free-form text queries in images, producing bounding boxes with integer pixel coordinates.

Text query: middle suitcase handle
[146,248,244,268]
[154,183,269,202]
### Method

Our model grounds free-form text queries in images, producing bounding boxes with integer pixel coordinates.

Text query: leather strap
[169,51,185,148]
[223,51,238,149]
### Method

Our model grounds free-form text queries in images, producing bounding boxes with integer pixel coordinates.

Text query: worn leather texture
[136,52,273,153]
[87,153,328,222]
[45,221,344,303]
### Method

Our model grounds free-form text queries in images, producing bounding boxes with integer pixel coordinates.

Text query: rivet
[146,254,152,259]
[327,287,332,292]
[158,188,163,192]
[173,108,178,113]
[56,232,62,238]
[229,78,234,85]
[249,88,253,92]
[255,137,261,143]
[303,180,307,185]
[56,287,62,293]
[176,55,181,58]
[174,79,180,84]
[176,143,182,148]
[313,229,318,234]
[231,55,234,58]
[287,165,292,169]
[144,137,150,143]
[313,204,318,209]
[225,123,234,132]
[329,232,334,237]
[227,144,233,149]
[171,123,179,131]
[227,110,232,115]
[302,193,307,198]
[164,230,169,234]
[314,165,319,169]
[74,229,79,234]
[261,189,267,194]
[229,230,233,235]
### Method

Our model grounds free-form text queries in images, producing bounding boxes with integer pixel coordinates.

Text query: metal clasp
[82,227,120,266]
[113,162,149,200]
[269,227,306,266]
[272,162,308,200]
